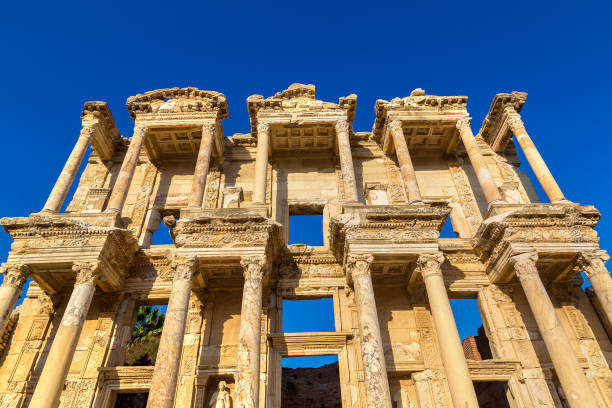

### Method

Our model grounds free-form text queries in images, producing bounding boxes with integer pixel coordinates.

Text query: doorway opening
[282,356,341,408]
[113,392,148,408]
[473,381,511,408]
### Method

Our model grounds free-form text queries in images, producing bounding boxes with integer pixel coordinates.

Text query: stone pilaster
[106,124,148,213]
[509,252,598,408]
[147,258,196,408]
[235,256,266,408]
[416,253,478,408]
[389,120,422,203]
[347,254,392,408]
[456,118,503,205]
[579,251,612,330]
[29,261,101,408]
[188,123,216,208]
[0,264,29,338]
[506,112,566,202]
[42,126,96,213]
[335,120,359,203]
[253,122,270,204]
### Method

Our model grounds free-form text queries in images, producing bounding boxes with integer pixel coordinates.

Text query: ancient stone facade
[0,84,611,407]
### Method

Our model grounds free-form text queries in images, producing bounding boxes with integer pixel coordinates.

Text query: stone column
[42,126,96,213]
[346,254,392,408]
[580,251,612,328]
[188,123,216,208]
[389,120,422,203]
[336,120,360,203]
[235,256,266,408]
[510,252,598,408]
[106,124,147,213]
[0,264,29,337]
[147,258,195,408]
[507,113,566,202]
[456,118,503,205]
[30,261,101,408]
[417,253,478,408]
[253,122,270,204]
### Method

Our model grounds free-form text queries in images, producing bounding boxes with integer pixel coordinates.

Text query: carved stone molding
[73,261,102,286]
[240,256,266,281]
[509,252,538,278]
[415,253,445,278]
[1,264,30,288]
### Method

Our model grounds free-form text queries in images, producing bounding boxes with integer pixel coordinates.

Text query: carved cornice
[477,92,527,151]
[126,87,229,120]
[1,264,30,288]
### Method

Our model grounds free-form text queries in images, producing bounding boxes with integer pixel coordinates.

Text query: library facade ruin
[0,84,611,407]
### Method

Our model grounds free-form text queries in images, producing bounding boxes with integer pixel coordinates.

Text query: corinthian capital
[202,122,216,135]
[1,264,30,289]
[171,257,196,281]
[455,118,472,131]
[416,253,445,278]
[577,250,609,278]
[346,254,374,280]
[389,120,403,132]
[335,120,350,134]
[133,123,148,135]
[80,125,97,142]
[504,109,525,134]
[257,121,270,133]
[509,251,538,278]
[240,256,266,281]
[73,261,102,285]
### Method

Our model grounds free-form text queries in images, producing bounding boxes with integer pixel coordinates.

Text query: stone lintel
[268,332,352,357]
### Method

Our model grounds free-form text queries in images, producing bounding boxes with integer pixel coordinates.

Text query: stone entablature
[0,84,611,408]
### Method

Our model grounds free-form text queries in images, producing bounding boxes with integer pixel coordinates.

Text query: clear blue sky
[1,1,611,367]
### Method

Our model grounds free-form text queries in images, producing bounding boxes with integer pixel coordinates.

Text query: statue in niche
[208,380,231,408]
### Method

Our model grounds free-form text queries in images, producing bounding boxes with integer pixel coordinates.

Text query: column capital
[416,253,445,278]
[202,122,216,134]
[455,117,472,131]
[257,121,270,133]
[1,264,30,288]
[509,251,538,278]
[80,125,97,141]
[335,119,350,133]
[577,250,609,278]
[388,119,403,132]
[133,123,148,134]
[346,253,374,280]
[73,261,102,286]
[504,108,525,134]
[171,257,196,281]
[240,256,266,281]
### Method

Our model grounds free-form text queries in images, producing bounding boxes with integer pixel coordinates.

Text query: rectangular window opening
[473,381,511,407]
[449,298,493,360]
[288,203,325,246]
[113,392,149,408]
[150,209,178,246]
[125,304,167,366]
[282,298,335,333]
[282,355,341,408]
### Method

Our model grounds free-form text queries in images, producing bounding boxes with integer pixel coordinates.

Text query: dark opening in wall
[449,298,492,360]
[125,305,166,366]
[473,381,511,407]
[281,356,341,408]
[282,298,335,333]
[114,392,148,408]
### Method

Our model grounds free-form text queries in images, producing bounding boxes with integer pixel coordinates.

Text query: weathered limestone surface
[0,85,610,408]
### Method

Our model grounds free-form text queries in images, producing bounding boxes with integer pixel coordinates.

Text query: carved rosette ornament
[346,253,392,408]
[509,252,539,278]
[73,261,102,286]
[416,253,445,278]
[0,264,30,288]
[235,256,267,408]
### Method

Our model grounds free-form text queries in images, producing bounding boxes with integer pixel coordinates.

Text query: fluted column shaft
[147,258,195,408]
[507,113,565,202]
[0,264,29,337]
[336,120,360,203]
[235,256,266,408]
[510,252,598,408]
[417,253,479,408]
[389,120,422,203]
[42,126,96,213]
[456,118,503,204]
[106,124,147,212]
[253,122,270,204]
[188,123,216,208]
[30,262,101,408]
[347,254,392,408]
[580,251,612,328]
